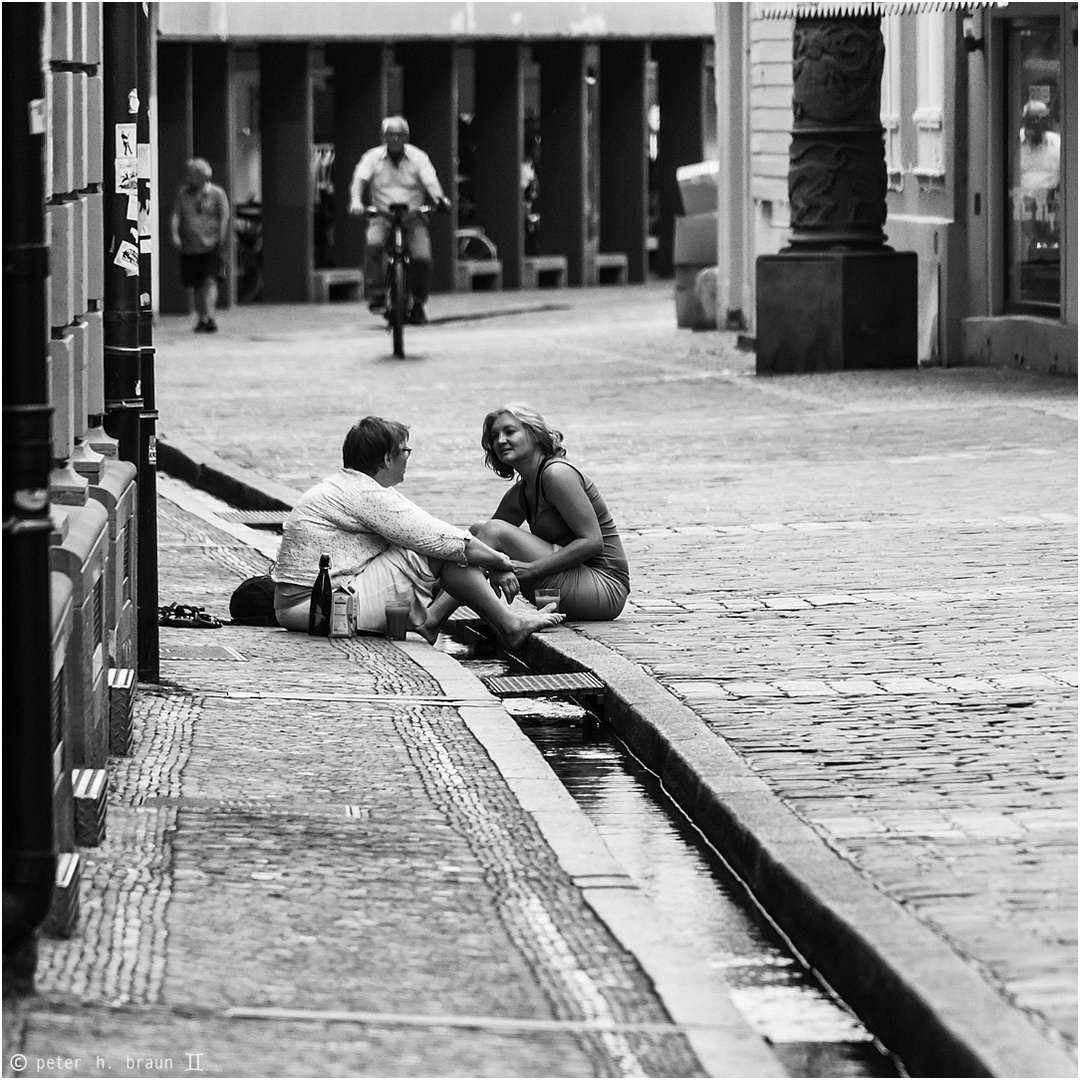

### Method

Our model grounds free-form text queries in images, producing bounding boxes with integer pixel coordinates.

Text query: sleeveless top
[518,459,630,590]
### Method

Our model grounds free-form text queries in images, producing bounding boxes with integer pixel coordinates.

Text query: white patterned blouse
[272,468,469,588]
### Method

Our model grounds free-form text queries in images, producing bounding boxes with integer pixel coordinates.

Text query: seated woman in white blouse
[272,416,564,648]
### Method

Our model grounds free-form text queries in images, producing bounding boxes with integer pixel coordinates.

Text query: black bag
[229,575,278,626]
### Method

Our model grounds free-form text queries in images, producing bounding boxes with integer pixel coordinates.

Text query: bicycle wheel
[390,258,407,358]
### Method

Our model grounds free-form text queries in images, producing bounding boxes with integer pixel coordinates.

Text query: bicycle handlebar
[363,204,439,219]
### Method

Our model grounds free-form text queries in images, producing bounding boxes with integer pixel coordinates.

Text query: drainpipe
[101,4,147,658]
[2,1,57,993]
[102,4,142,468]
[136,2,159,682]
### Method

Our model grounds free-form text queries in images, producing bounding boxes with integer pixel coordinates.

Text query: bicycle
[365,202,436,359]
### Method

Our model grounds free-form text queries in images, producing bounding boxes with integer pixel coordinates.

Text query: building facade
[154,1,716,313]
[715,1,1076,373]
[4,1,149,985]
[963,2,1076,372]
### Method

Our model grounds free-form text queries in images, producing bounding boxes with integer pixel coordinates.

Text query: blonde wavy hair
[481,404,565,479]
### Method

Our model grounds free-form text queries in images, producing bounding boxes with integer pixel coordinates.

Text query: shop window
[1005,18,1062,314]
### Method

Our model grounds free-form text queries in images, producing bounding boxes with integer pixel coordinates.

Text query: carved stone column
[788,17,887,249]
[756,13,916,373]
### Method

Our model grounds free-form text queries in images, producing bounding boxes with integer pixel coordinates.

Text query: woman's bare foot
[499,608,565,651]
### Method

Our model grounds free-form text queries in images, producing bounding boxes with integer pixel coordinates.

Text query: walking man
[349,116,450,325]
[170,157,230,333]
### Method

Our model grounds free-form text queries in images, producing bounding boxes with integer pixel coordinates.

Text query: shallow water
[441,622,903,1078]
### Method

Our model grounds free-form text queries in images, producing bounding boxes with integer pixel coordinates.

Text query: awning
[759,2,999,17]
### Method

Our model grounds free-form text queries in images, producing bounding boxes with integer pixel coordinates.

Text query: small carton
[329,587,355,638]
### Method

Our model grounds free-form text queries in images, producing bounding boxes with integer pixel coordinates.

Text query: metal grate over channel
[481,671,604,698]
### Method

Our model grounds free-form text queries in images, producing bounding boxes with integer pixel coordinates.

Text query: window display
[1006,19,1062,313]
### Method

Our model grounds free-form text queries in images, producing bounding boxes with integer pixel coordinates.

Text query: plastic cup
[384,603,410,641]
[534,589,561,612]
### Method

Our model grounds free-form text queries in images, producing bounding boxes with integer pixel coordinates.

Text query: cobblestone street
[152,283,1077,1070]
[7,283,1075,1077]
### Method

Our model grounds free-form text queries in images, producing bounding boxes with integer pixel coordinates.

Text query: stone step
[72,767,108,847]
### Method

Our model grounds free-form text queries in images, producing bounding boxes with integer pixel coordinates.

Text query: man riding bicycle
[349,115,451,326]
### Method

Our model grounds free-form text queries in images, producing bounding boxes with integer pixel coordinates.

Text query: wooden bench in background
[522,255,568,289]
[312,267,363,303]
[595,253,629,285]
[456,259,503,291]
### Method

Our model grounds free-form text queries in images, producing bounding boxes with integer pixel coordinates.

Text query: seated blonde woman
[423,404,630,638]
[272,416,563,648]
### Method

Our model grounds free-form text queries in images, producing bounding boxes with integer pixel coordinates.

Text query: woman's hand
[510,560,538,584]
[489,568,520,603]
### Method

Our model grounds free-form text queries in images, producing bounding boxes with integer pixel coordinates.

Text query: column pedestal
[756,250,917,373]
[755,15,917,374]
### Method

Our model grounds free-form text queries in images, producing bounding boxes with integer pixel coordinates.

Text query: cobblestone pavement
[6,493,785,1078]
[21,284,1073,1074]
[148,284,1077,1069]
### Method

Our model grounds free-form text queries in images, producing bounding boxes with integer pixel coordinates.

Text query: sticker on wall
[126,193,139,221]
[148,435,157,466]
[29,98,46,135]
[115,124,136,158]
[115,159,138,195]
[114,239,140,276]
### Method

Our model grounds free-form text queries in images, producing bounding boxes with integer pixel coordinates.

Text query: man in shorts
[169,157,230,333]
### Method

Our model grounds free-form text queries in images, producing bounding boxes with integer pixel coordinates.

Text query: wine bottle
[308,553,333,636]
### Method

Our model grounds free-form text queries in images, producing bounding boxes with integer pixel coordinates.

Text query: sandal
[159,603,223,629]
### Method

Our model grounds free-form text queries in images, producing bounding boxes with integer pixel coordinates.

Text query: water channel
[439,618,904,1079]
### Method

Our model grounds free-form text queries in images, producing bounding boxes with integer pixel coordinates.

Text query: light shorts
[274,545,439,634]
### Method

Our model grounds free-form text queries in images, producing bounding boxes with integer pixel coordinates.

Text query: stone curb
[520,630,1078,1080]
[156,436,1078,1080]
[397,641,786,1080]
[157,436,306,512]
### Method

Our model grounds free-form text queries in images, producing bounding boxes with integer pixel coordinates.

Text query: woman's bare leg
[417,520,554,643]
[436,563,563,650]
[472,519,555,562]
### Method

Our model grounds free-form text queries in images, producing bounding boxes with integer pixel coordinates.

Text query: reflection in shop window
[1007,20,1061,313]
